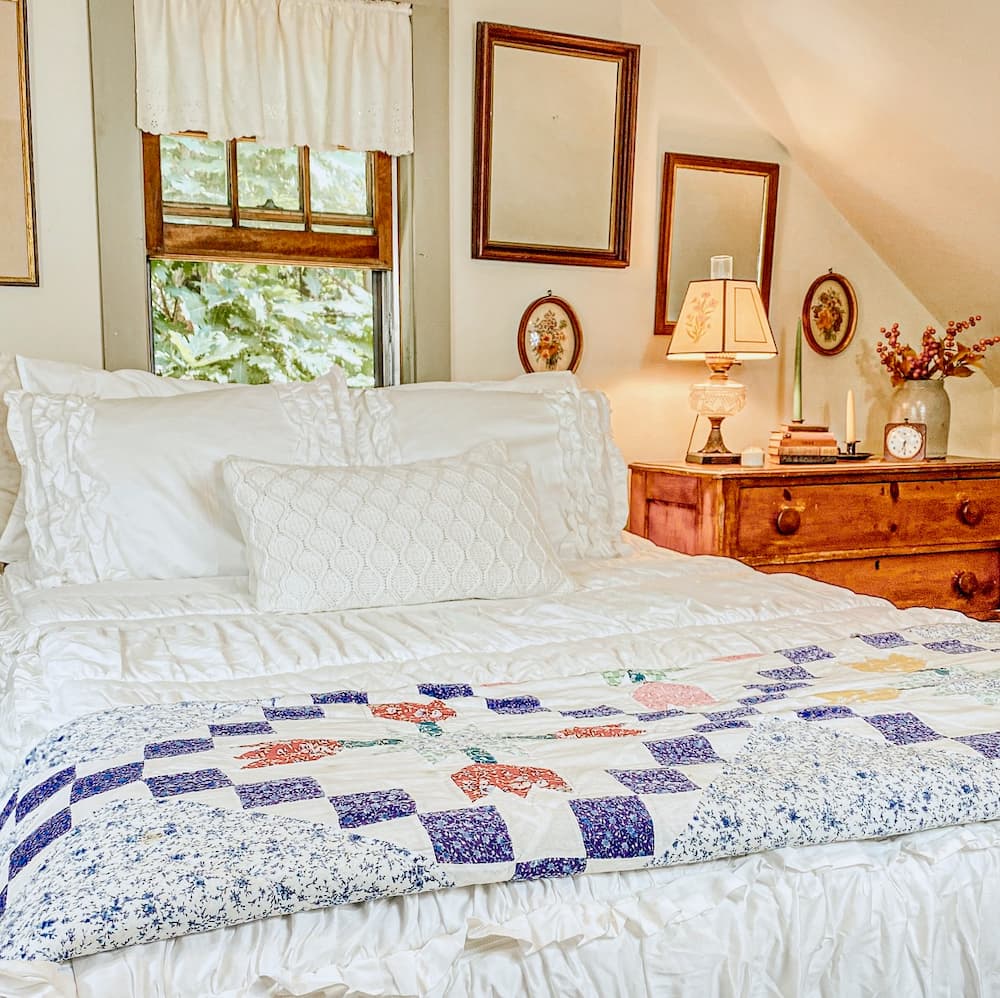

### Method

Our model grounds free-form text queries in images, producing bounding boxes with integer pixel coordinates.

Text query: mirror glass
[654,154,779,335]
[473,22,640,268]
[489,46,619,250]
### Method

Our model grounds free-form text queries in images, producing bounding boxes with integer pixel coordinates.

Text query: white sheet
[2,538,997,997]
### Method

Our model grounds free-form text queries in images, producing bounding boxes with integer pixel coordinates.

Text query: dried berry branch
[875,315,998,386]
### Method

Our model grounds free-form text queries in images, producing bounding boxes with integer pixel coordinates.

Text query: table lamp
[666,256,778,464]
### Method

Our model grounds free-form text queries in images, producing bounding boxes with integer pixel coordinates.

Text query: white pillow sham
[0,357,239,565]
[6,373,355,585]
[351,383,627,560]
[224,444,572,613]
[14,355,231,398]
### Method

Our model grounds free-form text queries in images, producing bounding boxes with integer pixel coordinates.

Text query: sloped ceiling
[653,0,1000,378]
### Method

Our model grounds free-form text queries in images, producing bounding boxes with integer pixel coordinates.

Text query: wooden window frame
[142,133,394,269]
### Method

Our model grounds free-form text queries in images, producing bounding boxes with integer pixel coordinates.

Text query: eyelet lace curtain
[134,0,414,155]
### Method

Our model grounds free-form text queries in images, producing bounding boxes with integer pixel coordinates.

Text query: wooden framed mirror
[0,0,37,286]
[472,22,640,268]
[654,153,779,335]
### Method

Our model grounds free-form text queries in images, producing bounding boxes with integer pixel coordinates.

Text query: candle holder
[836,439,872,461]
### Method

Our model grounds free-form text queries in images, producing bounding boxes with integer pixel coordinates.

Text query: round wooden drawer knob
[954,571,981,598]
[775,508,801,535]
[959,500,984,526]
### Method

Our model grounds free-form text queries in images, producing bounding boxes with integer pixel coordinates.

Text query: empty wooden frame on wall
[472,22,640,268]
[0,0,37,286]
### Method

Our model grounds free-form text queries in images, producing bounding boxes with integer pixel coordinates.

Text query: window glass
[160,135,229,206]
[150,259,376,387]
[310,149,370,217]
[236,141,301,212]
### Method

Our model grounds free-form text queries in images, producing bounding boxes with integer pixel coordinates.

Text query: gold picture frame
[0,0,38,286]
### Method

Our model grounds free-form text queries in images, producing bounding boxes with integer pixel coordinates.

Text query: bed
[1,359,999,997]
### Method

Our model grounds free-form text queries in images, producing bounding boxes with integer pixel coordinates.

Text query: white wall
[0,0,103,366]
[448,0,967,463]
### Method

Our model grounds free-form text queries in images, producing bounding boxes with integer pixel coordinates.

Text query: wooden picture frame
[472,22,640,268]
[517,294,583,373]
[802,271,858,356]
[654,153,779,336]
[0,0,38,286]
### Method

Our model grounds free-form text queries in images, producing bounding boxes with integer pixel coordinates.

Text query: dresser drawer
[737,477,1000,556]
[758,549,1000,614]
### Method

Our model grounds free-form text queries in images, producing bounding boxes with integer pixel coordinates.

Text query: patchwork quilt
[4,620,1000,963]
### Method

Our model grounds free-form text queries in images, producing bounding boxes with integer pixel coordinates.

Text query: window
[142,133,394,386]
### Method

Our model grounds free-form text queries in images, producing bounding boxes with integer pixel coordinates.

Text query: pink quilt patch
[633,682,716,709]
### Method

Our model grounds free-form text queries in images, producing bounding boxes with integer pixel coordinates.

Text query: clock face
[886,423,924,459]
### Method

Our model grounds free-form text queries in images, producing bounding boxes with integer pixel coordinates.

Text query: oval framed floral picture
[517,295,583,374]
[802,271,857,356]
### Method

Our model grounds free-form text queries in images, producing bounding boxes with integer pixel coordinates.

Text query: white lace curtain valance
[134,0,414,155]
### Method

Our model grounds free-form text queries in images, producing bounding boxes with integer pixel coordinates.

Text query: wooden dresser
[628,457,1000,617]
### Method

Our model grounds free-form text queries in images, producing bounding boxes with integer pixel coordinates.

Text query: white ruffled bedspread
[1,538,999,996]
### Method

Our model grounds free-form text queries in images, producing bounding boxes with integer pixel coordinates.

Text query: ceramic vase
[888,378,950,458]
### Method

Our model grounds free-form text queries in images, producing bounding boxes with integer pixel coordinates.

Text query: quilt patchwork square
[486,696,546,715]
[417,683,474,699]
[743,682,810,693]
[922,639,985,655]
[513,857,586,880]
[330,789,417,828]
[419,805,515,864]
[9,809,71,879]
[570,796,654,859]
[0,794,14,833]
[694,720,750,732]
[740,693,788,705]
[777,645,835,666]
[561,705,623,718]
[70,763,144,804]
[797,705,855,721]
[144,738,214,760]
[645,735,722,767]
[954,732,1000,758]
[235,777,324,809]
[856,632,912,649]
[16,767,75,824]
[208,721,274,737]
[866,712,942,745]
[758,666,816,681]
[311,690,369,705]
[145,768,234,799]
[635,709,684,722]
[263,706,325,721]
[608,768,698,794]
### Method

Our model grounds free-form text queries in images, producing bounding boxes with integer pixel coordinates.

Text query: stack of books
[768,423,839,464]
